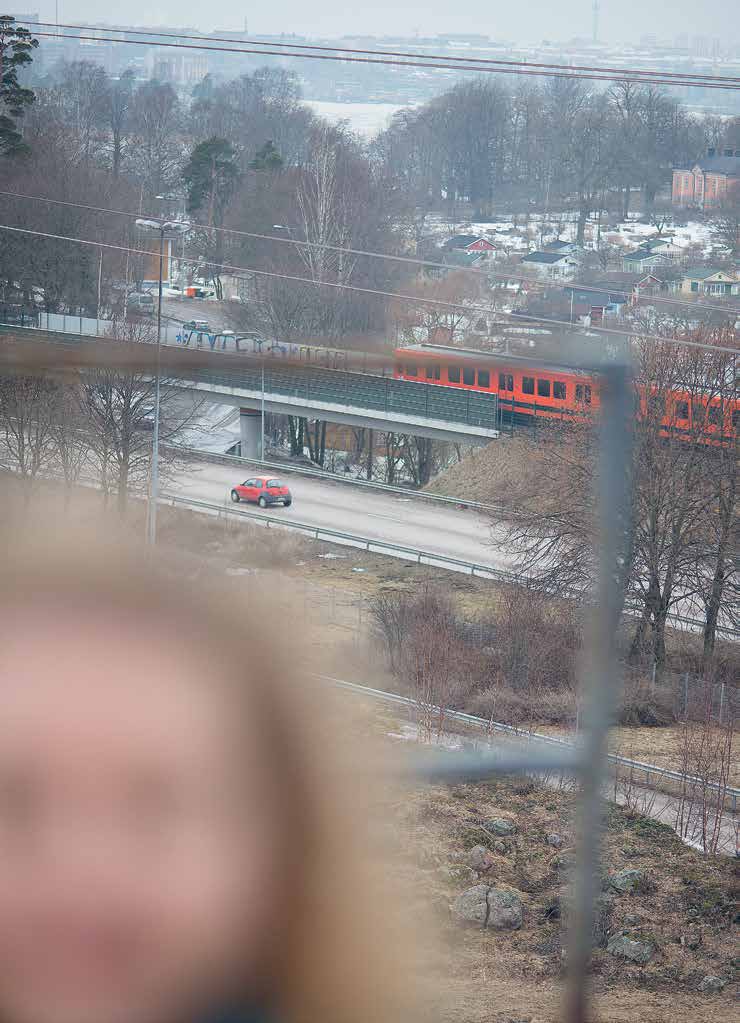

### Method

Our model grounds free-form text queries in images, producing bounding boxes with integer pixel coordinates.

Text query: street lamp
[135,217,189,546]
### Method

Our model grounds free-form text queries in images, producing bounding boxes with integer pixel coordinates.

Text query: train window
[522,376,535,395]
[425,365,441,380]
[707,404,721,426]
[575,384,592,405]
[448,366,461,383]
[692,401,705,425]
[553,381,566,400]
[463,367,475,386]
[537,378,551,398]
[478,370,490,388]
[674,400,689,420]
[498,373,513,391]
[406,364,417,376]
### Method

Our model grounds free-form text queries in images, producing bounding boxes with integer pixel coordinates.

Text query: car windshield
[266,479,284,488]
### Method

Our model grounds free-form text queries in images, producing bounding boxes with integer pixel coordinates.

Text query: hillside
[426,436,546,503]
[374,710,737,1022]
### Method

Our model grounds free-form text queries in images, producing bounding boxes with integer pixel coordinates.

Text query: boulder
[487,888,524,930]
[483,817,517,837]
[452,884,490,926]
[680,929,702,950]
[546,833,564,849]
[606,935,655,964]
[698,975,726,994]
[608,868,648,894]
[468,844,496,874]
[452,884,524,930]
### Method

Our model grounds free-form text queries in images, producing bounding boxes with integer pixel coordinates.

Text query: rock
[546,833,564,848]
[551,852,577,872]
[452,884,490,926]
[680,929,702,950]
[451,884,523,930]
[487,888,524,930]
[698,975,726,994]
[608,868,648,894]
[606,935,655,965]
[624,913,642,927]
[468,844,496,874]
[493,839,509,855]
[482,817,517,837]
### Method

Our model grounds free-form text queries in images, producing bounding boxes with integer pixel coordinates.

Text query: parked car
[230,476,292,509]
[182,319,211,333]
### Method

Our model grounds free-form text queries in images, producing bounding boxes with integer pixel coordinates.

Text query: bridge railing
[0,321,500,433]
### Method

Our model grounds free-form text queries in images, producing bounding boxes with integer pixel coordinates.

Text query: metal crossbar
[323,677,739,812]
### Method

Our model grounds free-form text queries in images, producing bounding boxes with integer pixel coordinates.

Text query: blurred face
[0,601,281,1023]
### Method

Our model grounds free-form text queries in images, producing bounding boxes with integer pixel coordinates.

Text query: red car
[230,476,292,508]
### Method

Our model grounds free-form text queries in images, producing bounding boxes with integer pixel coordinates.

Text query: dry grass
[536,724,739,789]
[349,699,738,1023]
[425,435,544,503]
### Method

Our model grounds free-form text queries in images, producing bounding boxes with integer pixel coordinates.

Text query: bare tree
[0,374,59,502]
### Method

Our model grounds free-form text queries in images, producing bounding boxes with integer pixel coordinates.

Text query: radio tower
[592,0,600,43]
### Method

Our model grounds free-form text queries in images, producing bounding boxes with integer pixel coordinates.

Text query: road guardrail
[161,492,740,641]
[170,444,503,514]
[323,676,739,814]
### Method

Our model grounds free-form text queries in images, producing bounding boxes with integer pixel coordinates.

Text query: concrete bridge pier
[239,408,262,459]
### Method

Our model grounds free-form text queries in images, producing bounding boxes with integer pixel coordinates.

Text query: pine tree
[0,15,38,155]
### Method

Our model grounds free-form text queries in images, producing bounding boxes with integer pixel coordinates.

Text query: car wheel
[231,490,240,503]
[284,499,292,507]
[258,496,268,508]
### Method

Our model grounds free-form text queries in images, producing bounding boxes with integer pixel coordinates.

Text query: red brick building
[672,148,740,209]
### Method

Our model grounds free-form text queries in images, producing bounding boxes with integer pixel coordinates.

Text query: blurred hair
[0,521,420,1023]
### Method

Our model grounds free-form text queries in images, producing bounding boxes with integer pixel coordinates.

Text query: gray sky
[30,1,740,45]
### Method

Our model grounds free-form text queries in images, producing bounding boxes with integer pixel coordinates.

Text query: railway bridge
[0,323,501,453]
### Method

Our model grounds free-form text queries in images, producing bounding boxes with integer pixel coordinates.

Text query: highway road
[168,457,513,573]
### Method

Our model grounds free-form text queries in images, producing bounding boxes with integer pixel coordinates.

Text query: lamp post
[135,217,189,546]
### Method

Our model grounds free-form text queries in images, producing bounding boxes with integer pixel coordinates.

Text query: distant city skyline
[16,2,740,47]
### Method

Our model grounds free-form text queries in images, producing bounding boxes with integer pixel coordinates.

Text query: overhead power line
[0,189,736,317]
[18,19,738,87]
[21,25,740,90]
[0,221,737,355]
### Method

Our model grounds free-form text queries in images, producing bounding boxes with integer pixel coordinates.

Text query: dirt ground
[360,702,738,1023]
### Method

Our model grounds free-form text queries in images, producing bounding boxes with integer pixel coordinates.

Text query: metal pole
[148,227,164,546]
[96,251,103,336]
[566,363,633,1023]
[261,360,265,460]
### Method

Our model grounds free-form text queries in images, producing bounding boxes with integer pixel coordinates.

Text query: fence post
[651,661,656,693]
[683,672,689,719]
[718,683,725,725]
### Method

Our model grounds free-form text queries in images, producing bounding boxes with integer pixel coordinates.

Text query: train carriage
[393,343,739,445]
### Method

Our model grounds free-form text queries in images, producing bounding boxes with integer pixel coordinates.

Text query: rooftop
[445,234,492,249]
[522,251,574,264]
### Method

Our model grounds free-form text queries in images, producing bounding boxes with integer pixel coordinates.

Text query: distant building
[443,235,496,257]
[677,267,739,296]
[520,250,579,280]
[621,247,672,273]
[672,148,740,210]
[543,239,580,255]
[579,271,670,301]
[562,285,629,323]
[638,236,685,260]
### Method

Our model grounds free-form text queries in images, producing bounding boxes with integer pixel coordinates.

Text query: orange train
[393,343,739,443]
